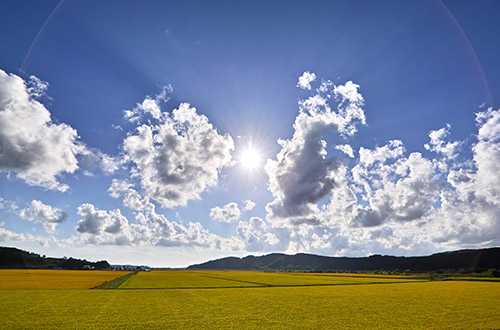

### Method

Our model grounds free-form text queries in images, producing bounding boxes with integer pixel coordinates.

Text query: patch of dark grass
[92,271,137,289]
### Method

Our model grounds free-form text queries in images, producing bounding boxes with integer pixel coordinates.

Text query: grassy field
[1,270,499,329]
[0,269,129,290]
[119,270,262,289]
[120,270,425,289]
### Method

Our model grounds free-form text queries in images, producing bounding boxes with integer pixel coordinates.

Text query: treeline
[0,246,110,270]
[188,247,500,274]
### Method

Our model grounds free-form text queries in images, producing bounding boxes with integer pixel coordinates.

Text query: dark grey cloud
[266,74,365,226]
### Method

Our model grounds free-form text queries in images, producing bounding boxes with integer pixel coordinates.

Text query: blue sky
[1,0,500,267]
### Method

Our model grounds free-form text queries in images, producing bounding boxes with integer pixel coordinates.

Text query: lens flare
[239,147,261,170]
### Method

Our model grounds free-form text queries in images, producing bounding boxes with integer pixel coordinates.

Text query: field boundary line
[290,273,429,280]
[92,271,137,289]
[441,278,500,283]
[198,274,272,287]
[116,279,430,290]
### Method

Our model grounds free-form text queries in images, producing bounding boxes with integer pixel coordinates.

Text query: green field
[1,270,499,329]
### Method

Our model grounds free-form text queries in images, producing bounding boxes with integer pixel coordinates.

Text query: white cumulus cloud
[257,76,500,254]
[77,203,129,235]
[124,85,172,122]
[0,225,26,242]
[19,200,68,233]
[76,202,239,249]
[0,69,82,191]
[335,144,354,158]
[0,68,119,190]
[26,75,49,99]
[266,74,365,226]
[237,217,279,251]
[428,108,500,246]
[297,71,317,90]
[323,107,500,250]
[350,150,438,227]
[210,202,241,223]
[242,199,256,211]
[424,124,460,159]
[108,179,151,211]
[123,99,234,209]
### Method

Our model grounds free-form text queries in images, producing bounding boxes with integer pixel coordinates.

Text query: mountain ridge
[0,246,110,270]
[187,247,500,273]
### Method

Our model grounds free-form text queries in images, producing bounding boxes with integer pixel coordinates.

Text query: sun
[239,147,262,170]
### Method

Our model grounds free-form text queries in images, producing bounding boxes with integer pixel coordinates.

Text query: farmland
[120,270,425,289]
[0,269,129,290]
[1,270,499,329]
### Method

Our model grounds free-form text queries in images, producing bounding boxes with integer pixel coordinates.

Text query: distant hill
[187,247,500,273]
[0,246,110,270]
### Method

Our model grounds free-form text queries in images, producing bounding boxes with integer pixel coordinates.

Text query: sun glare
[239,147,261,170]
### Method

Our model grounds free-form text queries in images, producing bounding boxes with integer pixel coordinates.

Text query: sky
[1,0,500,267]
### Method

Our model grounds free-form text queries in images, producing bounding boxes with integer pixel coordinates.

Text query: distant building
[111,265,151,272]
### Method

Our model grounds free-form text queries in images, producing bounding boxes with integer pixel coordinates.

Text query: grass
[93,271,138,289]
[1,270,499,329]
[118,270,425,289]
[118,270,262,289]
[0,269,130,290]
[442,276,500,282]
[1,280,499,329]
